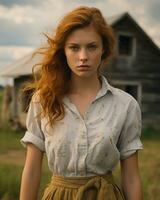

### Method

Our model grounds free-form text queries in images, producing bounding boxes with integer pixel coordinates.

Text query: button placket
[78,119,88,175]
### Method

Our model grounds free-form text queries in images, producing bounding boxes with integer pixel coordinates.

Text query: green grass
[139,139,160,200]
[142,126,160,140]
[0,126,23,154]
[0,89,3,121]
[0,164,23,200]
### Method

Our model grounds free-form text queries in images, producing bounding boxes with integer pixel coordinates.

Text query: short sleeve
[117,98,143,160]
[20,94,45,152]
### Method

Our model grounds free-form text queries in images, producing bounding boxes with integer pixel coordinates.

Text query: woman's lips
[77,65,90,70]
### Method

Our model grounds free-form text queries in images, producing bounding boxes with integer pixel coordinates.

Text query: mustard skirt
[41,172,125,200]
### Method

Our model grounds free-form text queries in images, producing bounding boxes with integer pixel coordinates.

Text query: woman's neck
[69,74,102,95]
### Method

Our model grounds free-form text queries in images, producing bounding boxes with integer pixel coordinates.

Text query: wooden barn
[0,12,160,129]
[0,52,43,127]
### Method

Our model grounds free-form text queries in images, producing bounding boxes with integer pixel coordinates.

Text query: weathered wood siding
[13,75,31,126]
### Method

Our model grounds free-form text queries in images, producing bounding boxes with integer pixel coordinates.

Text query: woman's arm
[20,143,44,200]
[120,151,143,200]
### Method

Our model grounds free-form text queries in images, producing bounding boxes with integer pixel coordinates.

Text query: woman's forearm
[20,166,41,200]
[122,175,143,200]
[20,143,44,200]
[121,152,143,200]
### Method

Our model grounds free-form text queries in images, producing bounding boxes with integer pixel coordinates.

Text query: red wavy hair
[24,6,115,127]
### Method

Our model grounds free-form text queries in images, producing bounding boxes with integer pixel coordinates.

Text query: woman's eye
[88,45,97,50]
[69,46,79,51]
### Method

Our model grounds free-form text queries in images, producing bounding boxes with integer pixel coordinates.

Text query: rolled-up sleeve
[20,94,45,152]
[117,98,143,160]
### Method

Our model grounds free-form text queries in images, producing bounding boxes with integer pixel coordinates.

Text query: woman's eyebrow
[87,42,98,45]
[66,43,79,45]
[66,41,98,45]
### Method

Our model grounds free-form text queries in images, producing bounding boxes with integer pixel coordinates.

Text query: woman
[20,6,143,200]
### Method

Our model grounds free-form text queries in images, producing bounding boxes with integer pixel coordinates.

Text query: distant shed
[0,12,160,129]
[0,52,43,126]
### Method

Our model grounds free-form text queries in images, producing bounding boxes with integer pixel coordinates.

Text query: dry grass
[139,140,160,200]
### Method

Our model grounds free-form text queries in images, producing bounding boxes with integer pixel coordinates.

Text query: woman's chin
[72,71,97,79]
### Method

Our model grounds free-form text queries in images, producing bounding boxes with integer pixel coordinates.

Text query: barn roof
[0,50,43,78]
[0,12,159,78]
[107,12,126,25]
[108,12,160,52]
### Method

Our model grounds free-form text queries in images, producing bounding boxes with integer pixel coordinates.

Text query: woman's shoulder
[29,91,43,111]
[31,91,41,103]
[102,76,138,106]
[110,85,139,107]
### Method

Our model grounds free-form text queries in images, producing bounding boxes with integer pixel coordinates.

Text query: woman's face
[64,24,103,79]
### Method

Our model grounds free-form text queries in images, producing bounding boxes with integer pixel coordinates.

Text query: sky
[0,0,160,85]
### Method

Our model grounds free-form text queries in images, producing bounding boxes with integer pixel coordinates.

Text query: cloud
[0,18,44,46]
[0,4,49,46]
[150,1,160,19]
[0,5,34,24]
[0,46,34,68]
[0,0,41,7]
[0,0,159,47]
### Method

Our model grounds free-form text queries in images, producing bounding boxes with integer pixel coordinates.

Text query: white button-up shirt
[21,75,143,177]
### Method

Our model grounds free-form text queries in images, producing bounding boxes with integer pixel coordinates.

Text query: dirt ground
[0,150,25,166]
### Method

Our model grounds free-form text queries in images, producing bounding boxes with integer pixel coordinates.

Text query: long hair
[23,6,115,128]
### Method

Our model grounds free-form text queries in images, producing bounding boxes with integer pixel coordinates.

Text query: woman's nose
[79,48,88,62]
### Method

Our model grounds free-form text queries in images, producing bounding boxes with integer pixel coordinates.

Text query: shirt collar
[93,75,113,101]
[100,75,113,94]
[63,75,113,105]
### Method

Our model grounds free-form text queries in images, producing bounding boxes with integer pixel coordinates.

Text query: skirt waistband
[42,171,125,200]
[52,171,114,189]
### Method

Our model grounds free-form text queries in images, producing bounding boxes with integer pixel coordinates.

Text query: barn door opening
[125,85,138,99]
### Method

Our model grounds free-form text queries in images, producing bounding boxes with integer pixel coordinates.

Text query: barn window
[118,35,133,56]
